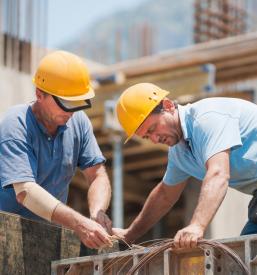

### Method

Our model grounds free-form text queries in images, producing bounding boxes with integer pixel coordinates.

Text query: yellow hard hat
[33,50,94,101]
[116,83,169,143]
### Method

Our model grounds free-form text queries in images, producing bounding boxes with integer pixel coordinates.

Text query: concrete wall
[210,188,251,239]
[0,66,34,119]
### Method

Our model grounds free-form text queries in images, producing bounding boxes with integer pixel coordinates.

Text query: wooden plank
[91,32,257,83]
[124,156,167,172]
[215,54,257,70]
[104,143,167,160]
[0,211,80,275]
[217,63,257,82]
[138,169,166,181]
[93,64,215,99]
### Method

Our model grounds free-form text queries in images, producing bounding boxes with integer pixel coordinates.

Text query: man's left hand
[174,223,204,249]
[91,210,112,234]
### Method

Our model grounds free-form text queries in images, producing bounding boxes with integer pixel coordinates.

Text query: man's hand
[91,209,112,234]
[173,151,230,250]
[174,223,204,249]
[74,217,113,249]
[112,228,130,243]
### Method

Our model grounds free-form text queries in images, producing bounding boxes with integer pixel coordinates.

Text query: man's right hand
[112,228,131,243]
[75,217,113,249]
[51,203,113,249]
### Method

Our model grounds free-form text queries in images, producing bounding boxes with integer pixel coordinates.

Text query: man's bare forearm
[126,181,185,242]
[51,202,85,229]
[52,203,112,248]
[83,164,112,233]
[88,174,111,216]
[190,171,229,230]
[84,164,111,216]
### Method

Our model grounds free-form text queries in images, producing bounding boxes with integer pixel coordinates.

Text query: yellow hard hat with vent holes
[116,83,169,143]
[33,50,94,101]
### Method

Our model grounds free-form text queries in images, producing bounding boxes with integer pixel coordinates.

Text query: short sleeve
[163,148,190,185]
[193,112,242,164]
[77,115,105,170]
[0,139,37,188]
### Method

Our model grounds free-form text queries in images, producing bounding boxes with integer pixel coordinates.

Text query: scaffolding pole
[112,134,124,228]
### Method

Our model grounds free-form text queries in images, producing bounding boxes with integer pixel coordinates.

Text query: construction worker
[113,82,257,249]
[0,51,113,249]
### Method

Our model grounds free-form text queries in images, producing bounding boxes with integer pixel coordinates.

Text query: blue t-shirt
[0,104,105,219]
[163,98,257,194]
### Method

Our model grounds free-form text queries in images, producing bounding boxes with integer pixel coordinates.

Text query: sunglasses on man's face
[52,96,92,112]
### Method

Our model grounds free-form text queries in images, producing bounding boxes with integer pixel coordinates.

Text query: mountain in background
[62,0,194,64]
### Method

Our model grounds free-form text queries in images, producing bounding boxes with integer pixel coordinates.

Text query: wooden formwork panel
[0,211,81,275]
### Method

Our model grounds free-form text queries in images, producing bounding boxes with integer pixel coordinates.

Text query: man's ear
[162,98,175,112]
[35,88,41,100]
[35,88,46,102]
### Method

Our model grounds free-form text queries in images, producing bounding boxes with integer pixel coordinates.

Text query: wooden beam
[124,156,167,172]
[215,54,257,70]
[91,116,104,131]
[123,191,146,205]
[0,211,80,275]
[138,169,166,181]
[96,135,110,146]
[217,63,257,82]
[103,142,167,159]
[94,64,214,98]
[91,32,257,81]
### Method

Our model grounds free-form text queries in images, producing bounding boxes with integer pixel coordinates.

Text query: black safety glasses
[52,96,92,112]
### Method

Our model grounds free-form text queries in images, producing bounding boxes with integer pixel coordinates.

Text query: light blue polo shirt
[0,104,105,220]
[163,97,257,194]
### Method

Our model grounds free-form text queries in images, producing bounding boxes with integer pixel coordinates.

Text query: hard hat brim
[54,87,95,101]
[124,134,133,144]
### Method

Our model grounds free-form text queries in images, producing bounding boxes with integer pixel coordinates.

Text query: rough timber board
[0,211,80,275]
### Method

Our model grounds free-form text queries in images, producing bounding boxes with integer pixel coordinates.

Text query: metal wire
[104,237,250,275]
[126,239,250,275]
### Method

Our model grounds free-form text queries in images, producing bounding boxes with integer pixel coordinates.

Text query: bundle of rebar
[104,238,250,275]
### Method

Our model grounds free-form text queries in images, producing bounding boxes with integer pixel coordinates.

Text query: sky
[47,0,146,48]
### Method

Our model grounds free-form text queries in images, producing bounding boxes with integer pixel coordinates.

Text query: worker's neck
[31,102,58,136]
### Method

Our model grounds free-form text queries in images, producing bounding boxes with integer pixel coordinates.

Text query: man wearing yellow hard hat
[0,51,113,249]
[113,82,257,248]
